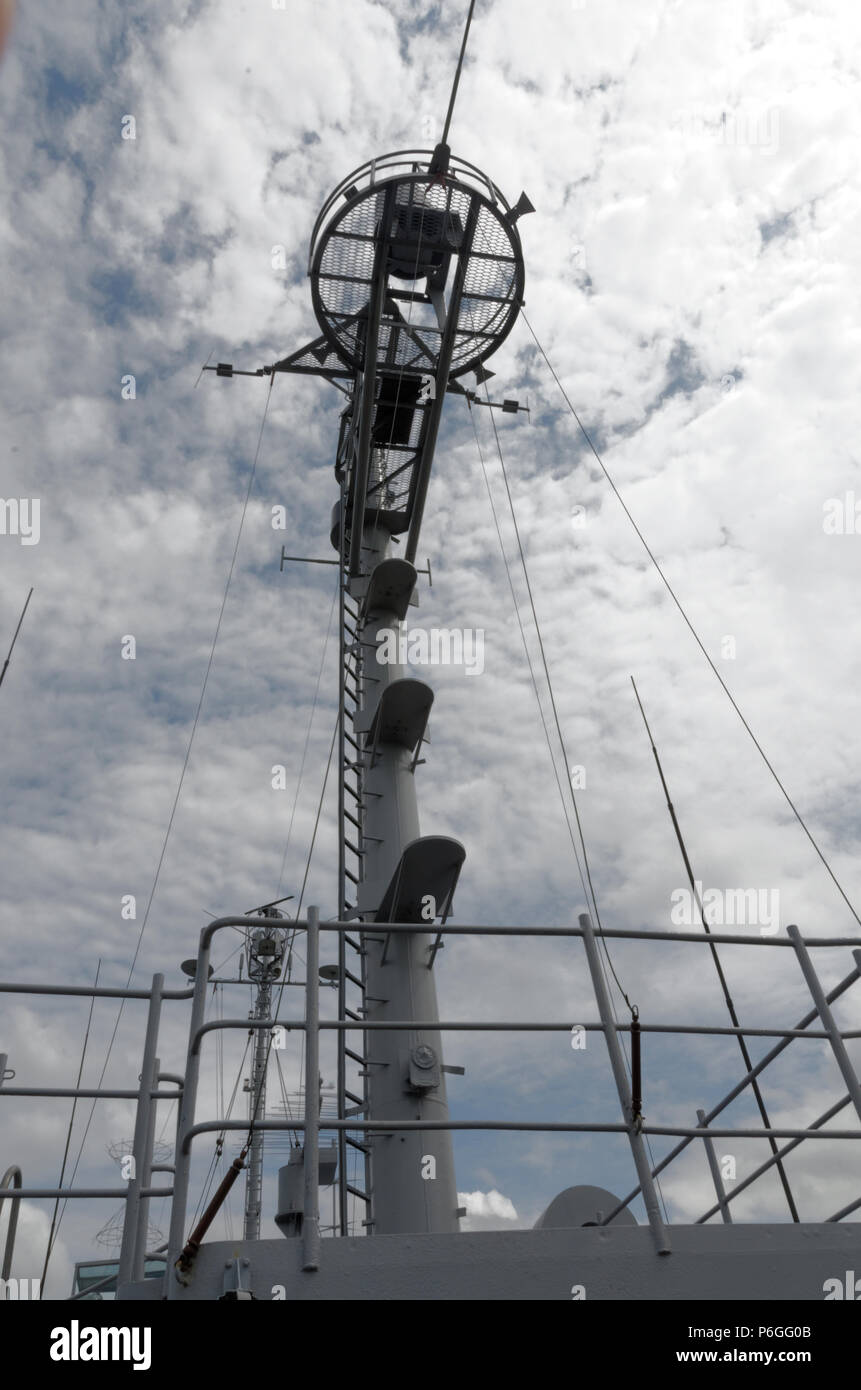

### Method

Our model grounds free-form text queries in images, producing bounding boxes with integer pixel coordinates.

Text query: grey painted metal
[0,1058,13,1278]
[339,921,860,946]
[3,916,861,952]
[696,1109,732,1223]
[602,947,861,1226]
[1,1166,21,1279]
[185,913,861,946]
[0,1188,173,1199]
[827,1193,861,1222]
[347,186,394,579]
[579,912,670,1255]
[244,988,272,1239]
[403,200,480,564]
[179,1117,861,1145]
[187,1015,856,1042]
[307,150,516,268]
[243,917,288,1241]
[0,982,192,999]
[697,1094,851,1224]
[68,1270,120,1301]
[302,906,321,1270]
[0,1087,179,1099]
[191,1017,275,1052]
[355,526,459,1236]
[787,923,861,1124]
[4,907,856,1289]
[118,973,163,1288]
[336,472,350,1238]
[327,1020,854,1037]
[133,1054,161,1281]
[5,901,853,1294]
[166,927,214,1297]
[120,1223,861,1302]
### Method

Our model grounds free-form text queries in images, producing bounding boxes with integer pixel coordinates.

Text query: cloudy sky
[2,0,861,1297]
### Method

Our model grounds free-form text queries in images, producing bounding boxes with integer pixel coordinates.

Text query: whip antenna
[630,676,800,1222]
[0,586,33,692]
[441,0,477,147]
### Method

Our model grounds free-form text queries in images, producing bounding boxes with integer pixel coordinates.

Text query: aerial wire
[521,309,861,933]
[228,713,339,1228]
[481,395,669,1216]
[467,402,592,911]
[469,364,669,1220]
[476,363,637,1013]
[0,586,33,691]
[631,677,800,1221]
[122,366,278,988]
[193,348,216,390]
[190,1029,252,1228]
[52,372,278,1249]
[274,1049,300,1146]
[39,959,100,1295]
[276,572,339,900]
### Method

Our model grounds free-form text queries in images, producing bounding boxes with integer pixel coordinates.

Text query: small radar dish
[181,959,214,980]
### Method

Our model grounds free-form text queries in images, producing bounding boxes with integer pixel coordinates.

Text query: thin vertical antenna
[40,958,101,1295]
[441,0,477,147]
[630,677,800,1223]
[0,587,33,691]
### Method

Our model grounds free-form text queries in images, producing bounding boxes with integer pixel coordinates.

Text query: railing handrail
[0,1165,21,1280]
[4,913,860,1294]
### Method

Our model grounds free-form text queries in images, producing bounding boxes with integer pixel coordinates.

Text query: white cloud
[458,1188,519,1229]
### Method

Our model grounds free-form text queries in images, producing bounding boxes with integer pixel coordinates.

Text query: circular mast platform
[309,146,525,380]
[310,144,528,550]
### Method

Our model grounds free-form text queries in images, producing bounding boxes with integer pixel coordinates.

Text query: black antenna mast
[631,676,800,1223]
[441,0,477,147]
[0,587,33,691]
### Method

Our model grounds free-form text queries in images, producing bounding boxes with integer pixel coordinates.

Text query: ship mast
[320,139,528,1232]
[207,3,530,1237]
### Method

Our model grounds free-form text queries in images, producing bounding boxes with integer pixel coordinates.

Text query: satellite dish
[180,959,214,981]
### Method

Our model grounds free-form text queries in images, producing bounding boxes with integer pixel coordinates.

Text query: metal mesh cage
[310,158,524,380]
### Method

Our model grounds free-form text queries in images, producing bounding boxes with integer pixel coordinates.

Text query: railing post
[118,974,163,1288]
[696,1108,732,1223]
[167,936,212,1296]
[0,1165,22,1281]
[303,906,321,1271]
[132,1054,160,1282]
[788,926,861,1125]
[579,913,670,1254]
